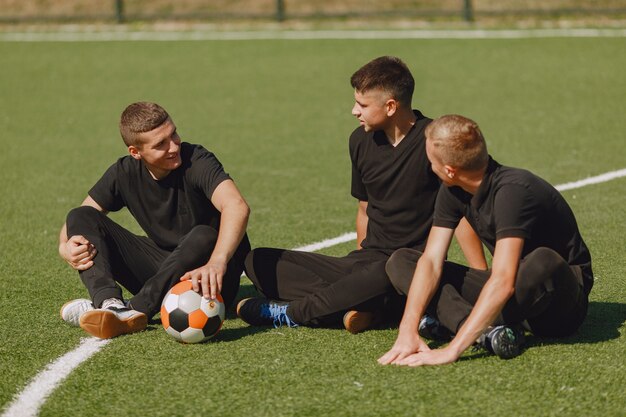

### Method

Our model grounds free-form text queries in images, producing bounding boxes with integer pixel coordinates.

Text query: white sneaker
[79,306,147,339]
[60,299,95,327]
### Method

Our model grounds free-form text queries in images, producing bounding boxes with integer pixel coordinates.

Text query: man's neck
[384,109,417,147]
[457,168,486,195]
[144,163,171,181]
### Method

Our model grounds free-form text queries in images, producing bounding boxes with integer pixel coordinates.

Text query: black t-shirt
[350,110,440,251]
[433,157,593,294]
[89,142,231,250]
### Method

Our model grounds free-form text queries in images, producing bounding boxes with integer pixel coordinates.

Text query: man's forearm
[447,237,522,357]
[399,258,441,333]
[59,223,68,246]
[447,275,515,356]
[208,200,250,264]
[455,217,487,270]
[355,201,368,249]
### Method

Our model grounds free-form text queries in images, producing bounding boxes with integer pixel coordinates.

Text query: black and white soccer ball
[160,281,225,343]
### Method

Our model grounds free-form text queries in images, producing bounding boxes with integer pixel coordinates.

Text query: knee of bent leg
[516,247,566,292]
[523,247,564,277]
[244,249,257,275]
[243,248,274,280]
[176,225,219,267]
[183,225,218,249]
[66,205,103,226]
[386,248,422,294]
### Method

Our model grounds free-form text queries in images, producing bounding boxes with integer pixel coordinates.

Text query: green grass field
[1,34,625,417]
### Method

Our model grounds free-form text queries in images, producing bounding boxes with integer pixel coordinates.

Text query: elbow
[224,197,250,221]
[240,199,251,220]
[498,281,516,302]
[488,276,516,303]
[504,284,516,301]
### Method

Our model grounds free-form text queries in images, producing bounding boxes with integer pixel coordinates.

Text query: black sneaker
[418,314,452,341]
[236,297,298,328]
[477,325,525,359]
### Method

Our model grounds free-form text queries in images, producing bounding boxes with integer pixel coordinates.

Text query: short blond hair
[425,114,489,171]
[119,102,170,147]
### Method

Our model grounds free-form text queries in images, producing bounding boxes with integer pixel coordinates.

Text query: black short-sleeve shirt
[89,142,231,250]
[350,110,440,250]
[433,157,593,293]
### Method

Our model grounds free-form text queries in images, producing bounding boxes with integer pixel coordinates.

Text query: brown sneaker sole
[343,311,375,334]
[79,310,147,339]
[236,298,251,318]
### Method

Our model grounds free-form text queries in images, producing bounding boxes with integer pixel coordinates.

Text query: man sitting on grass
[58,101,250,339]
[238,57,486,333]
[379,114,593,365]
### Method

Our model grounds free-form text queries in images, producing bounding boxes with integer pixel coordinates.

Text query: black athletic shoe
[477,325,525,359]
[236,297,298,328]
[418,314,452,341]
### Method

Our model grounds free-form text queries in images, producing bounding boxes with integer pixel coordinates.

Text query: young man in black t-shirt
[59,102,251,339]
[238,57,485,332]
[379,114,592,365]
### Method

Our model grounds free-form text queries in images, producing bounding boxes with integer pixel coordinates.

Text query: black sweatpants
[66,206,250,317]
[385,247,588,337]
[244,248,401,326]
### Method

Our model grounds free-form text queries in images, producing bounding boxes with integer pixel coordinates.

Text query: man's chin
[170,157,182,169]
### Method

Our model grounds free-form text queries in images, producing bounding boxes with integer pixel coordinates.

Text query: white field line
[555,168,626,192]
[1,28,626,42]
[3,166,625,417]
[2,338,111,417]
[293,232,357,252]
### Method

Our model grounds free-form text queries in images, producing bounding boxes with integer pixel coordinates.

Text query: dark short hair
[119,102,170,147]
[350,56,415,108]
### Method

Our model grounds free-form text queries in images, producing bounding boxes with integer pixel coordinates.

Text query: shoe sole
[236,298,272,326]
[343,311,375,334]
[235,298,249,318]
[79,310,147,339]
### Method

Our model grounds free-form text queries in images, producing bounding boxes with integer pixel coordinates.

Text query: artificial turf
[0,35,624,417]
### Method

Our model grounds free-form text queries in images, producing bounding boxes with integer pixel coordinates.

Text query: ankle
[101,298,125,309]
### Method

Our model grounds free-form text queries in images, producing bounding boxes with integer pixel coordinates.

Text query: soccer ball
[160,281,225,343]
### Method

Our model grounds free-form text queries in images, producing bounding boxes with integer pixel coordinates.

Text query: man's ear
[444,165,456,179]
[385,99,398,117]
[128,145,142,160]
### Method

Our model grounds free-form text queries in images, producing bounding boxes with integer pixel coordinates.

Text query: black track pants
[244,248,399,326]
[66,206,250,317]
[385,247,588,337]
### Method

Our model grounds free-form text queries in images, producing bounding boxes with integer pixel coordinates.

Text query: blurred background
[1,0,625,28]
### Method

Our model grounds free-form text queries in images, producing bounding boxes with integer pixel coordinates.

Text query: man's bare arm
[356,200,368,250]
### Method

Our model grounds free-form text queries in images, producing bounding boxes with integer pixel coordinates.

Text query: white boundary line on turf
[3,166,626,417]
[1,28,626,42]
[555,168,626,192]
[293,232,357,252]
[2,338,111,417]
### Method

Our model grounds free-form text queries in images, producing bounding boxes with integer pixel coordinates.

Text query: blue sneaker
[237,297,299,328]
[418,314,452,341]
[477,325,525,359]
